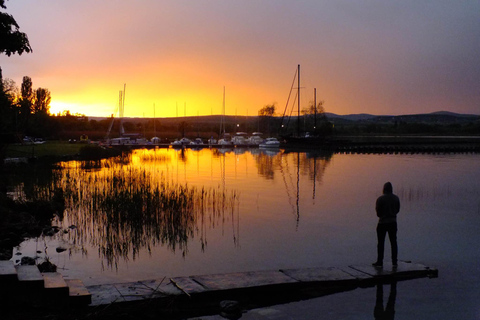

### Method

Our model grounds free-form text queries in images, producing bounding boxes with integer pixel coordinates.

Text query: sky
[1,1,479,118]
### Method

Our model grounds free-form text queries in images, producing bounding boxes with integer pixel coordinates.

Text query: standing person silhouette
[373,182,400,267]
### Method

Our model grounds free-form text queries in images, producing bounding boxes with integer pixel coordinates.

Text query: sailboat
[151,103,161,145]
[217,87,233,146]
[106,84,130,145]
[280,65,332,148]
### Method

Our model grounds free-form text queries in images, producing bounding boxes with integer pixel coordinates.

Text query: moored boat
[259,137,280,149]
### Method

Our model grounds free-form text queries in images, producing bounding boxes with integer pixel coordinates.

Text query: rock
[20,256,36,265]
[219,300,242,319]
[38,260,57,272]
[55,247,67,253]
[42,226,60,236]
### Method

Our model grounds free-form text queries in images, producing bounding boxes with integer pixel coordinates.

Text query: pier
[0,260,437,318]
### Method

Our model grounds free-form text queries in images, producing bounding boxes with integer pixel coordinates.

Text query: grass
[4,141,86,158]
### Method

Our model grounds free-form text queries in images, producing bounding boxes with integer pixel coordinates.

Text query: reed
[31,153,239,269]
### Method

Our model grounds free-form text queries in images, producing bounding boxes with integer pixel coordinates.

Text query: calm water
[10,148,480,318]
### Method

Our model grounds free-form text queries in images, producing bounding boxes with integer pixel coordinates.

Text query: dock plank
[192,270,298,291]
[139,279,183,297]
[43,272,69,298]
[88,284,125,306]
[280,267,357,284]
[170,276,208,295]
[0,261,17,283]
[15,265,44,291]
[65,279,91,305]
[16,265,43,282]
[43,272,68,289]
[113,282,165,302]
[349,261,438,279]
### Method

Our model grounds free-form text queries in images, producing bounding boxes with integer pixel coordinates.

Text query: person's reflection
[374,281,396,320]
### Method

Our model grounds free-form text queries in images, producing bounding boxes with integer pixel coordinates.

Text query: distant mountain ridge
[88,111,480,124]
[325,111,480,123]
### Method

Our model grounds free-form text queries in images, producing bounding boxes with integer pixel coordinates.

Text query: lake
[10,147,480,318]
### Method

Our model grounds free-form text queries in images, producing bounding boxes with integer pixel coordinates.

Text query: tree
[301,100,333,135]
[20,76,32,113]
[258,104,276,117]
[0,0,32,56]
[302,100,325,116]
[0,68,18,142]
[18,76,33,130]
[0,0,32,146]
[258,104,276,134]
[21,76,33,104]
[33,88,51,114]
[1,77,17,103]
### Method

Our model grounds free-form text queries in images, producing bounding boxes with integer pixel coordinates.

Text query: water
[9,148,480,318]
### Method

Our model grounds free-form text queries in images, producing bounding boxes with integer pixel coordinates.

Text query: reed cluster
[30,155,239,269]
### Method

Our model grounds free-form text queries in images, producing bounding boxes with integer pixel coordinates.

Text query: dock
[0,260,437,318]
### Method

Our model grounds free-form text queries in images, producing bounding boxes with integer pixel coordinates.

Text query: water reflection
[6,150,480,287]
[22,152,240,270]
[374,282,396,320]
[22,148,332,270]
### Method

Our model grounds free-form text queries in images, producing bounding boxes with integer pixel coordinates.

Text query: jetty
[0,260,437,318]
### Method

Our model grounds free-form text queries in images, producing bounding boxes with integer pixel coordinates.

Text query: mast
[314,87,317,131]
[119,84,126,136]
[153,103,156,137]
[220,86,226,136]
[297,64,300,137]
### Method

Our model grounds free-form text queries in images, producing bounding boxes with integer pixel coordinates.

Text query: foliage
[258,104,276,116]
[0,68,17,142]
[18,76,33,131]
[33,87,51,114]
[0,1,32,56]
[301,100,325,116]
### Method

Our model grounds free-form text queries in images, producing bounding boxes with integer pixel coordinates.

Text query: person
[373,182,400,267]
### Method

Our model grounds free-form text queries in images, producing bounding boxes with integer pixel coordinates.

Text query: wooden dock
[86,261,437,306]
[0,260,437,316]
[0,260,92,307]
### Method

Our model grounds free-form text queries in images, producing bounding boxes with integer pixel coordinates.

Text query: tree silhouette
[258,104,276,117]
[0,0,32,149]
[33,88,51,114]
[19,76,33,130]
[258,104,276,134]
[0,0,32,56]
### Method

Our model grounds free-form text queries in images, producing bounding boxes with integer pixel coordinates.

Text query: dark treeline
[329,114,480,136]
[1,71,479,144]
[0,71,56,143]
[46,113,480,141]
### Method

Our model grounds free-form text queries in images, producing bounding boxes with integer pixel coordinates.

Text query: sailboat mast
[123,83,126,110]
[314,87,317,131]
[297,64,300,137]
[153,103,156,137]
[220,86,226,136]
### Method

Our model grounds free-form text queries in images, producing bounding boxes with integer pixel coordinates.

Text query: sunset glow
[2,1,479,118]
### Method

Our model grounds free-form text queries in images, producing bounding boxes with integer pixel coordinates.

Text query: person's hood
[383,182,393,194]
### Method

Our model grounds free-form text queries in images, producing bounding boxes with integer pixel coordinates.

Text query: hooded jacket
[376,182,400,224]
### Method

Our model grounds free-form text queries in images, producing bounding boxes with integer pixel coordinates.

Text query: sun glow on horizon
[6,1,479,119]
[50,86,275,118]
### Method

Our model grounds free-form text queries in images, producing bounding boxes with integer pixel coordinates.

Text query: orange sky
[2,1,479,118]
